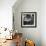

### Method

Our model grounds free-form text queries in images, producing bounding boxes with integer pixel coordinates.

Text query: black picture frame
[21,12,37,28]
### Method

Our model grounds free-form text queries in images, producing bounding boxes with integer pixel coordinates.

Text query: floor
[0,39,16,46]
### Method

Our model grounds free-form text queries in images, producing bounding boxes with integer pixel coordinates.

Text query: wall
[0,0,16,30]
[41,0,46,46]
[13,0,46,46]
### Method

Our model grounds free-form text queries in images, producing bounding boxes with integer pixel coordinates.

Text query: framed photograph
[21,12,37,28]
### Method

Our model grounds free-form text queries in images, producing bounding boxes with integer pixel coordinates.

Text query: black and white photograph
[21,12,37,28]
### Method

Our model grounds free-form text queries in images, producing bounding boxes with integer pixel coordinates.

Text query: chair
[13,33,23,46]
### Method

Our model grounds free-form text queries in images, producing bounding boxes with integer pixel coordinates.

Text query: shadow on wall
[23,33,41,46]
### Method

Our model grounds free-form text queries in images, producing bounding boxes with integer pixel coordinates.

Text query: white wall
[0,0,16,30]
[41,0,46,46]
[13,0,46,46]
